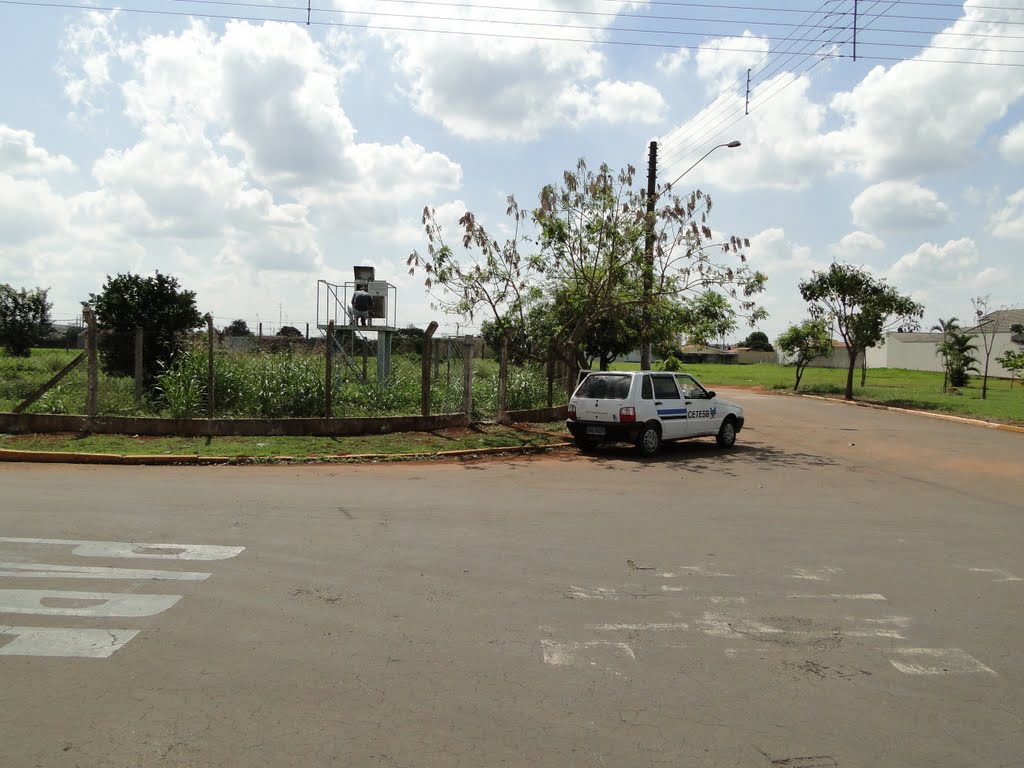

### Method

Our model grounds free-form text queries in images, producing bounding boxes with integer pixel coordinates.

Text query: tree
[89,271,204,386]
[741,330,774,351]
[0,284,52,357]
[277,325,303,338]
[224,319,252,337]
[777,319,832,391]
[996,349,1024,389]
[678,291,737,348]
[931,316,960,393]
[971,296,1005,400]
[799,263,923,401]
[938,330,979,388]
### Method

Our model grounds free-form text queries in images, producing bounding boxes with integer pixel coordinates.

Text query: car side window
[641,375,653,400]
[675,374,709,399]
[651,375,681,399]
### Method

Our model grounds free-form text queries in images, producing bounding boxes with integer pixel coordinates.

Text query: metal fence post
[325,320,334,418]
[421,321,439,416]
[206,314,215,420]
[462,336,474,420]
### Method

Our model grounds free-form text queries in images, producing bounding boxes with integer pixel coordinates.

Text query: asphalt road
[1,391,1022,768]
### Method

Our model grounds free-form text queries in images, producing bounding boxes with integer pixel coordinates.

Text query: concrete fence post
[83,304,98,418]
[325,320,334,418]
[497,337,509,423]
[421,321,439,416]
[462,336,474,420]
[206,313,215,420]
[133,326,144,404]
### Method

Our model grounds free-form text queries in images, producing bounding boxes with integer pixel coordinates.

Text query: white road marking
[724,647,782,658]
[0,627,138,658]
[966,568,1021,582]
[660,585,687,592]
[695,613,783,638]
[788,593,887,600]
[659,572,678,578]
[0,589,182,617]
[589,622,689,631]
[0,562,211,581]
[787,567,844,581]
[708,596,748,604]
[846,616,911,627]
[0,538,244,561]
[889,648,997,676]
[678,565,734,577]
[567,586,617,600]
[847,630,905,639]
[541,639,635,666]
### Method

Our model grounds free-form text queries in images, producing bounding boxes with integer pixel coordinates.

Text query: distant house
[866,309,1024,377]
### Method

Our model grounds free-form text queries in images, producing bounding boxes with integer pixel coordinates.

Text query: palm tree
[937,330,979,389]
[931,317,960,392]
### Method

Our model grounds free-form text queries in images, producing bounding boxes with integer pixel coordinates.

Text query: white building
[866,309,1024,378]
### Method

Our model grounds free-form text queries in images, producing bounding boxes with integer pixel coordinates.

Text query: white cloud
[1000,121,1024,163]
[333,0,664,141]
[57,10,134,119]
[828,231,886,263]
[824,2,1024,178]
[851,181,951,231]
[990,188,1024,239]
[0,126,75,175]
[748,227,822,273]
[695,32,769,94]
[662,73,829,191]
[0,175,68,245]
[657,49,691,75]
[886,238,980,288]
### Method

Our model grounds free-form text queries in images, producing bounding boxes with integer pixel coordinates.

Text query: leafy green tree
[996,348,1024,389]
[0,284,52,357]
[799,263,923,400]
[224,319,252,336]
[678,291,737,348]
[88,271,204,386]
[777,318,832,391]
[741,330,774,351]
[971,296,1007,400]
[277,325,303,338]
[533,159,766,372]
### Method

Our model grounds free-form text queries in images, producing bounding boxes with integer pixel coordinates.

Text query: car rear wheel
[635,423,661,458]
[716,417,737,448]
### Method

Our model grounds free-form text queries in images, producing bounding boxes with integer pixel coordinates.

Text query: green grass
[0,422,571,459]
[610,361,1023,424]
[0,348,85,412]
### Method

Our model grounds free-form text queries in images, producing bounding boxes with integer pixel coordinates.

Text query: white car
[566,370,745,457]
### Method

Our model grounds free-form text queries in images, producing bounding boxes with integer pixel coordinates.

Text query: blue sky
[1,0,1022,342]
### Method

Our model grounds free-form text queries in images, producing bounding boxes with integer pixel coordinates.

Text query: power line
[4,0,1023,65]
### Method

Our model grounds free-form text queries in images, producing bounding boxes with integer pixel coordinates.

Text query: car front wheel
[635,423,661,458]
[716,417,737,448]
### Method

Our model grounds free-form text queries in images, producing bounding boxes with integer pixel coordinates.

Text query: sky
[1,0,1022,344]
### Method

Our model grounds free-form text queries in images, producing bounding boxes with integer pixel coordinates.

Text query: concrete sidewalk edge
[0,441,573,466]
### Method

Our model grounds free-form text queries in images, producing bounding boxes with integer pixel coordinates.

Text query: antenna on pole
[745,69,751,116]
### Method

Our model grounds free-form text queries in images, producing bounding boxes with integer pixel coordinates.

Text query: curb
[790,393,1024,434]
[0,441,573,466]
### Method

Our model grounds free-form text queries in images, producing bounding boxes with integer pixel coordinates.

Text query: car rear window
[575,374,632,400]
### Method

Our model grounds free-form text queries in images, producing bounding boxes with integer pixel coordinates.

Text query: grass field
[611,361,1023,425]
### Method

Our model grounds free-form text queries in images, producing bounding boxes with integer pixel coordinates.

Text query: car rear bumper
[566,420,642,443]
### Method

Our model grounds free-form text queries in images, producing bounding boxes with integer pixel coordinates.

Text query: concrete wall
[504,405,568,424]
[736,350,778,365]
[0,412,471,437]
[806,347,864,369]
[870,332,1023,378]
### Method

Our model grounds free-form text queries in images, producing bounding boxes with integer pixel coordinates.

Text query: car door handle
[685,401,693,405]
[655,401,663,405]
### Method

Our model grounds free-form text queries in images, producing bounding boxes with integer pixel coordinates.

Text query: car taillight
[619,406,636,423]
[568,404,577,420]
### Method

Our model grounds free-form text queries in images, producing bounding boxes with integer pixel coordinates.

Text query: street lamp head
[726,140,741,148]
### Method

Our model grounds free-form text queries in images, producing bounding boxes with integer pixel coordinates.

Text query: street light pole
[640,140,741,371]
